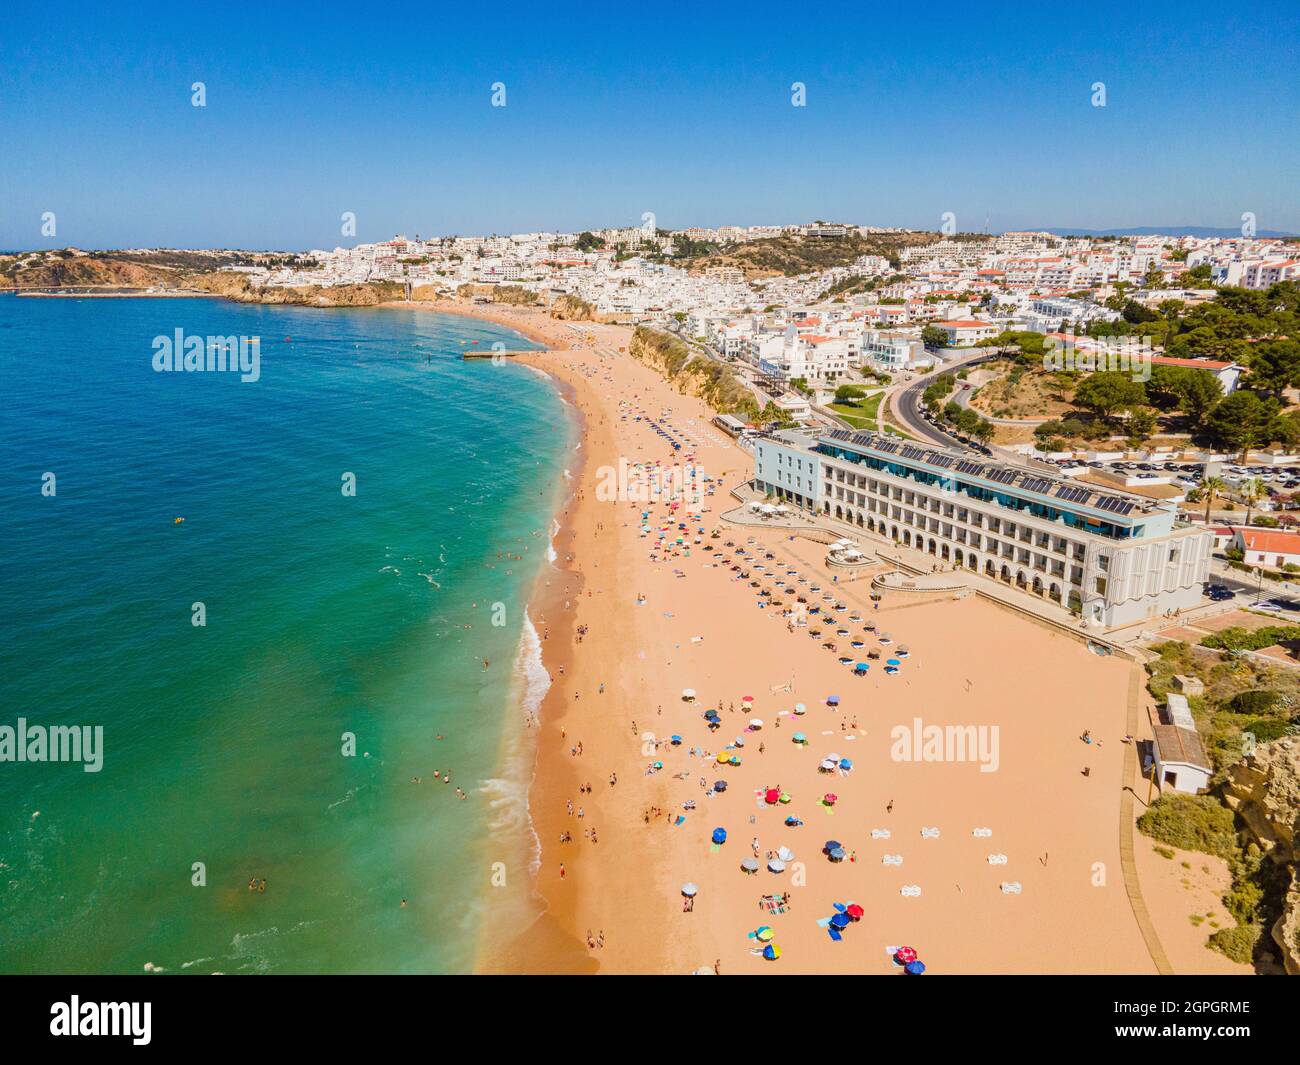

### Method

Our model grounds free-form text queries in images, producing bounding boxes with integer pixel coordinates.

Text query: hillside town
[219,223,1297,385]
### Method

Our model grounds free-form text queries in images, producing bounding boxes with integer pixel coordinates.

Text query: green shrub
[1208,923,1261,964]
[1228,690,1282,714]
[1136,794,1237,858]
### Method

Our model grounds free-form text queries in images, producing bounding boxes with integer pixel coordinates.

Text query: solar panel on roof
[1055,485,1090,504]
[989,468,1017,484]
[930,455,954,468]
[956,461,985,476]
[1020,477,1054,495]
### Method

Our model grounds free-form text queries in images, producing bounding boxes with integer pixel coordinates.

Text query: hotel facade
[752,428,1213,628]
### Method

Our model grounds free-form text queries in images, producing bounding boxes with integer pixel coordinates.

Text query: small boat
[173,517,185,524]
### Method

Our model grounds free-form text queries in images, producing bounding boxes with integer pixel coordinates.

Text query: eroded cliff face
[549,294,594,321]
[184,274,403,306]
[1226,738,1300,973]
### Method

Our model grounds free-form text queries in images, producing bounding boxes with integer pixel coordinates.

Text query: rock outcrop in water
[1225,737,1300,973]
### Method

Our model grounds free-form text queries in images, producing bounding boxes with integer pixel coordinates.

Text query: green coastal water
[0,295,570,973]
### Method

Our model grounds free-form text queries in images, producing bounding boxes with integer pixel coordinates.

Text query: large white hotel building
[752,428,1213,628]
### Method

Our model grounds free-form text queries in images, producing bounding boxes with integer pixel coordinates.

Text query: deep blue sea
[0,294,569,973]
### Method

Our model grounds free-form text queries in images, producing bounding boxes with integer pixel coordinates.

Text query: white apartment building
[760,428,1212,627]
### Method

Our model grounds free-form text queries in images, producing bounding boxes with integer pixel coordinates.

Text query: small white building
[1152,692,1210,794]
[933,319,998,347]
[1232,527,1300,570]
[1152,725,1211,794]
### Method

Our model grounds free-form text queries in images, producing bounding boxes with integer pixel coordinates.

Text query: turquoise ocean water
[0,294,569,973]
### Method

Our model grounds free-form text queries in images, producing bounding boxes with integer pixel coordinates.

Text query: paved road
[893,350,1000,450]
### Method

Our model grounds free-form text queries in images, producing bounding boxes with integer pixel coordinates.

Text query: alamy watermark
[889,716,999,773]
[596,458,705,505]
[1043,330,1152,383]
[1,718,104,772]
[152,328,261,382]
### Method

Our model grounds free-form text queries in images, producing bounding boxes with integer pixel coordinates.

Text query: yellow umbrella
[755,926,774,942]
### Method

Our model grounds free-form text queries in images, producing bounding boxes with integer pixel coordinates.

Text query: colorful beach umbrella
[755,926,774,942]
[829,912,850,929]
[711,828,727,845]
[894,946,918,964]
[762,944,781,960]
[905,961,926,975]
[823,793,838,806]
[845,903,864,919]
[765,788,780,804]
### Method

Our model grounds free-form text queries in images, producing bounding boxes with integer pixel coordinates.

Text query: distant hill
[1039,225,1298,239]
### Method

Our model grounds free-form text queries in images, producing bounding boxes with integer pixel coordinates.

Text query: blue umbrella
[711,827,727,845]
[855,662,870,671]
[839,758,853,771]
[887,658,901,666]
[670,735,682,744]
[830,912,850,928]
[830,846,847,861]
[827,695,840,705]
[713,780,728,792]
[825,840,841,852]
[905,960,926,975]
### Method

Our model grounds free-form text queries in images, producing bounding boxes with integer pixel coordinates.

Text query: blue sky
[2,0,1297,249]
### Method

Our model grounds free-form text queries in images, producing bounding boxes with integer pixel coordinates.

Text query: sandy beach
[382,299,1239,976]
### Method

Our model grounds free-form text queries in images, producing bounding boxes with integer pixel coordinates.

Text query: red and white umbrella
[895,946,918,964]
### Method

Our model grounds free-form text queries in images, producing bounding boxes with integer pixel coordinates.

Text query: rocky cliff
[628,326,758,418]
[1225,737,1300,972]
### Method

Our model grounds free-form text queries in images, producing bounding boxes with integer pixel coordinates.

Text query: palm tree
[1240,477,1267,528]
[1201,475,1224,524]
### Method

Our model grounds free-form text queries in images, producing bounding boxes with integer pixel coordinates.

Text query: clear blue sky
[2,0,1297,249]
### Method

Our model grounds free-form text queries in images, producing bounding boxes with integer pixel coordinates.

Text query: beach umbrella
[784,816,802,826]
[826,753,841,762]
[845,903,864,920]
[855,662,870,671]
[728,755,741,766]
[762,944,781,960]
[704,708,720,720]
[740,858,759,873]
[755,926,774,942]
[748,718,763,729]
[829,846,847,862]
[793,703,807,715]
[839,758,853,772]
[767,859,786,873]
[681,883,698,897]
[742,695,755,703]
[792,732,807,744]
[713,780,728,792]
[819,759,837,772]
[829,912,850,929]
[670,735,682,745]
[905,961,925,975]
[682,688,697,701]
[711,828,727,845]
[777,846,794,862]
[652,761,663,770]
[887,658,901,666]
[716,752,730,764]
[824,793,838,806]
[894,946,918,964]
[827,695,840,706]
[733,736,746,747]
[824,840,841,852]
[778,793,791,804]
[764,788,780,804]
